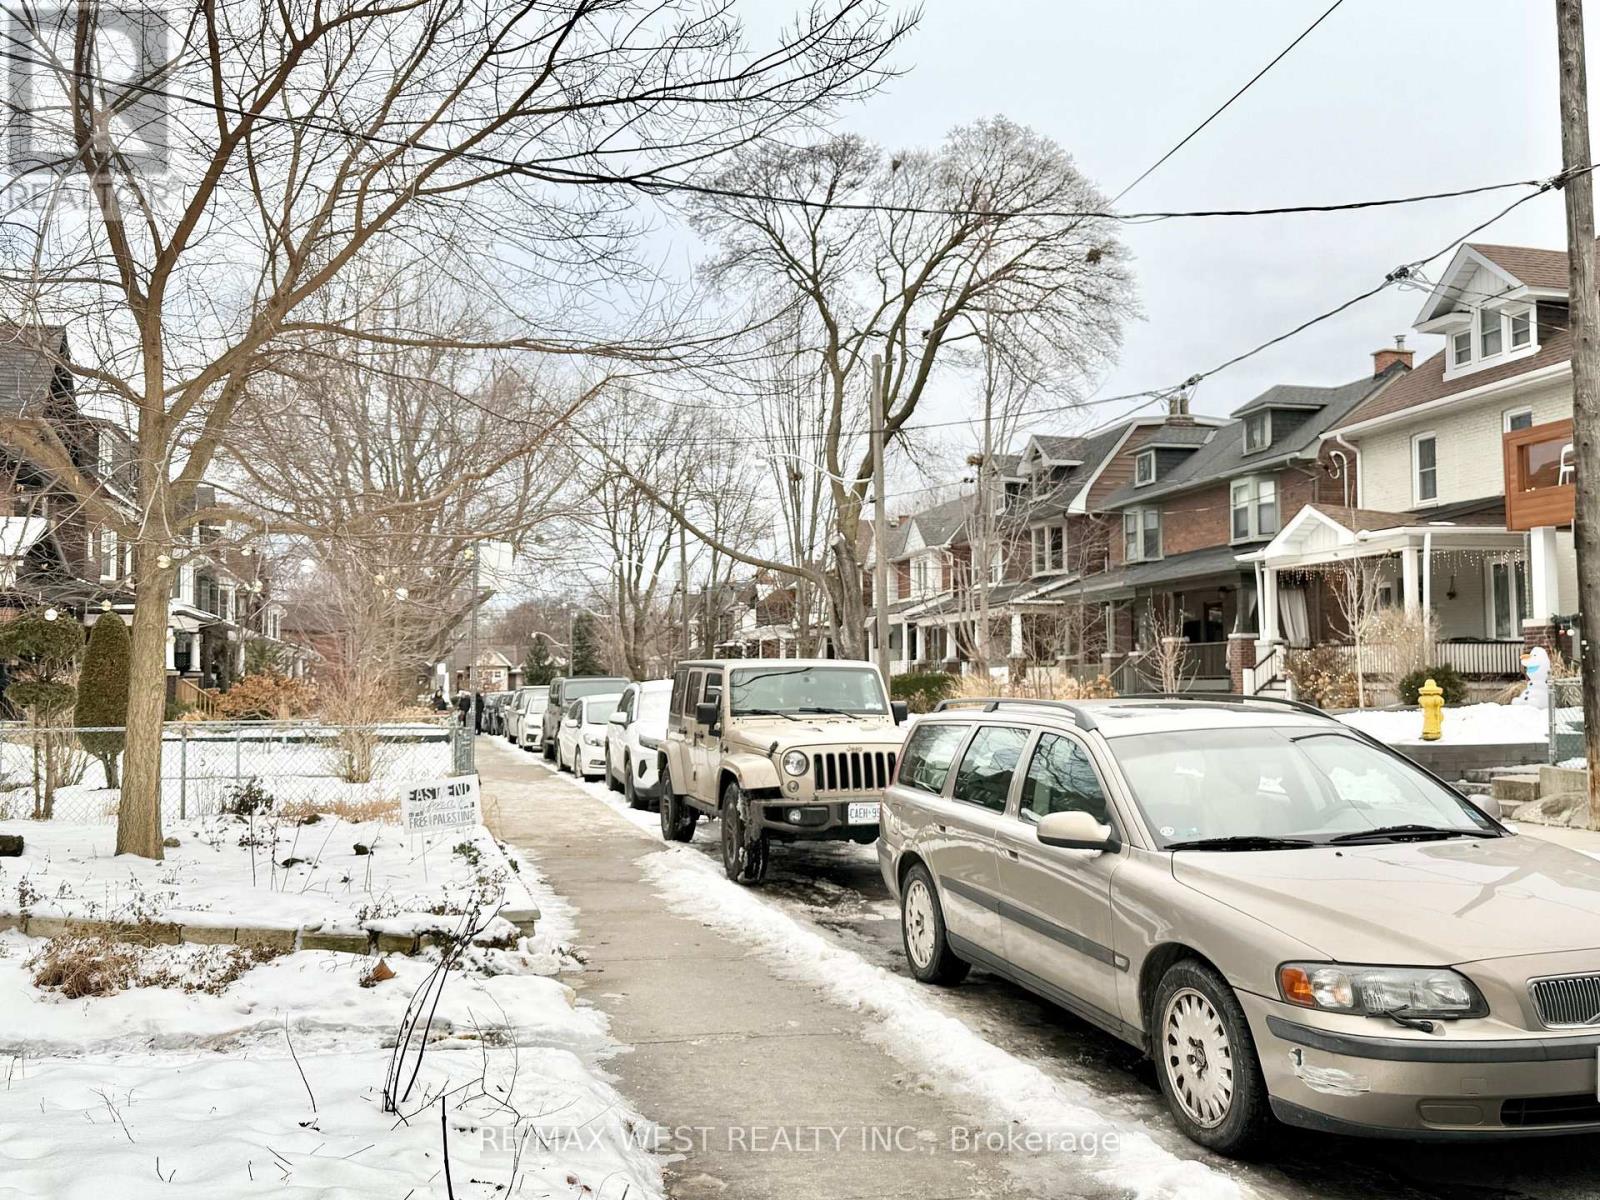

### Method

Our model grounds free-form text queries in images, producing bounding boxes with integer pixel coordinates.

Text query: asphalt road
[502,741,1600,1200]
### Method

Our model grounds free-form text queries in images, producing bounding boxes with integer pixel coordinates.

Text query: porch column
[1421,533,1433,612]
[1529,525,1561,625]
[899,622,913,668]
[1259,567,1281,644]
[1009,612,1023,659]
[164,627,176,671]
[1401,546,1420,617]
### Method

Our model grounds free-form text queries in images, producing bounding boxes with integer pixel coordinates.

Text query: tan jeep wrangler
[658,659,909,883]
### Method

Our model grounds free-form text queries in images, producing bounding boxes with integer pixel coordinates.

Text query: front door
[995,730,1123,1023]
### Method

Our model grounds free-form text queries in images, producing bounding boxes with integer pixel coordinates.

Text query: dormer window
[1511,308,1531,348]
[1452,330,1472,367]
[1480,307,1502,358]
[1134,449,1156,486]
[1243,411,1270,454]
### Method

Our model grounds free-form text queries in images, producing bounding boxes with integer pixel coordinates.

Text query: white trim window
[1243,411,1270,454]
[1451,329,1472,368]
[1479,306,1503,358]
[1229,476,1279,542]
[1412,432,1439,505]
[1123,509,1161,563]
[1509,308,1532,349]
[1134,448,1156,486]
[1030,524,1065,575]
[1503,407,1534,433]
[1485,558,1531,640]
[98,529,118,581]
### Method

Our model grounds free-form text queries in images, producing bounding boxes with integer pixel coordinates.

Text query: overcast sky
[737,0,1575,440]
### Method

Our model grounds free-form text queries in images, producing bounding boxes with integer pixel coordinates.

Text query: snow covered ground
[0,813,537,940]
[1337,701,1548,746]
[0,796,663,1199]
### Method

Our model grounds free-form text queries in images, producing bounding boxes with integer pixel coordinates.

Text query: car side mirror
[608,711,626,725]
[1467,793,1504,822]
[890,701,909,725]
[694,700,720,730]
[1036,810,1117,852]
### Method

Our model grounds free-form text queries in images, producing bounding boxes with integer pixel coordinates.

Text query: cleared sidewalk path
[478,737,1046,1200]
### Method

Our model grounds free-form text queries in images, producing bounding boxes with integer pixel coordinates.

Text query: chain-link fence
[1551,677,1585,766]
[0,718,465,824]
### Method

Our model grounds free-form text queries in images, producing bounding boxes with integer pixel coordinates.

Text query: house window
[98,529,118,580]
[1135,449,1156,486]
[1479,307,1502,358]
[1451,330,1472,367]
[1030,525,1064,575]
[1123,509,1161,562]
[1229,477,1279,542]
[1504,407,1534,433]
[1243,412,1270,453]
[1413,433,1438,504]
[1510,308,1532,349]
[1488,559,1532,639]
[97,435,114,480]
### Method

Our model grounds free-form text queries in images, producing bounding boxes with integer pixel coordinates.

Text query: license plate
[847,801,880,825]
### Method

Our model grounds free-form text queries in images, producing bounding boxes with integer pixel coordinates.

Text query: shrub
[212,672,319,720]
[1397,664,1468,706]
[224,777,275,816]
[75,614,130,786]
[1284,646,1360,710]
[890,672,959,713]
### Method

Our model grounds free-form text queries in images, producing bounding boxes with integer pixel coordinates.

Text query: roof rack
[1119,692,1332,720]
[930,697,1100,731]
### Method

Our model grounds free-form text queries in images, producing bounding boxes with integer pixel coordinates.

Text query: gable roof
[1467,243,1570,291]
[1103,366,1403,508]
[0,325,69,417]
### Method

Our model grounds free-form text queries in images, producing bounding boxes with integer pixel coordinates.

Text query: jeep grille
[812,749,896,794]
[1530,974,1600,1028]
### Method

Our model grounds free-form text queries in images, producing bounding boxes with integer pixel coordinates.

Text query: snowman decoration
[1515,645,1551,710]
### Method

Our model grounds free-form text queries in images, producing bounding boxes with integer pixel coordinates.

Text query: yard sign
[401,774,481,832]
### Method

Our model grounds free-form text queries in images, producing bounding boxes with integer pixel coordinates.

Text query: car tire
[720,781,769,885]
[659,771,696,843]
[899,863,969,985]
[625,758,650,810]
[1151,959,1272,1156]
[607,757,624,793]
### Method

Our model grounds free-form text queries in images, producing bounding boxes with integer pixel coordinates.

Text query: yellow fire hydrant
[1419,678,1445,742]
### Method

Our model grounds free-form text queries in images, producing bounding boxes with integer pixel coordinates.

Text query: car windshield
[1110,728,1498,848]
[566,678,623,700]
[638,689,671,723]
[728,666,887,716]
[581,697,618,724]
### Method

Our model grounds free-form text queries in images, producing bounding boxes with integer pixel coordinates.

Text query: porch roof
[1070,543,1250,600]
[1245,503,1527,569]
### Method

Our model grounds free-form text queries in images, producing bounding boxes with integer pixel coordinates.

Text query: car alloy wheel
[1162,987,1234,1130]
[902,877,936,970]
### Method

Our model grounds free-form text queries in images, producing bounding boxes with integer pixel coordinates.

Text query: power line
[1109,0,1348,206]
[0,44,1572,227]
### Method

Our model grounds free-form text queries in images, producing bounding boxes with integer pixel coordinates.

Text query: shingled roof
[0,324,69,416]
[1467,243,1570,291]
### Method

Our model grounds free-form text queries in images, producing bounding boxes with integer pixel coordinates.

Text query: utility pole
[679,523,689,659]
[870,352,891,683]
[1556,0,1600,824]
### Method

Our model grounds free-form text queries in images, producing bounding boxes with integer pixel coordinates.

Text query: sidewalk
[476,737,1038,1200]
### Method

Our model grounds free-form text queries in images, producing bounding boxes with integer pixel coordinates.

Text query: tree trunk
[830,532,867,660]
[116,565,170,858]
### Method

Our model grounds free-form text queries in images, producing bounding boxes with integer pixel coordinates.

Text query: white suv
[605,679,671,809]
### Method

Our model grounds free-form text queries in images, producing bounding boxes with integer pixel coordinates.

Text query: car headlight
[781,750,809,777]
[1278,963,1487,1019]
[639,733,662,751]
[582,732,604,746]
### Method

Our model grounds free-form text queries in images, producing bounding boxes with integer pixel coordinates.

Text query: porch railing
[1187,640,1229,679]
[1243,645,1285,696]
[1332,640,1523,678]
[174,677,220,718]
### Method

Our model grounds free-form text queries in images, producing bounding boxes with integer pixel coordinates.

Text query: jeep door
[994,730,1123,1022]
[688,670,724,805]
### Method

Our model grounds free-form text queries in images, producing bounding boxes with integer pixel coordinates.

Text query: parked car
[660,658,908,884]
[484,691,514,736]
[509,686,550,751]
[542,675,629,760]
[556,694,623,779]
[873,693,1600,1152]
[605,679,672,810]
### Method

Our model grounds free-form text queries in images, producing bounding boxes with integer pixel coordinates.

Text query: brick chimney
[1373,335,1414,376]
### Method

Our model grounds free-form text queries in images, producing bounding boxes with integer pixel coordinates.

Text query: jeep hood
[729,715,903,751]
[1172,834,1600,964]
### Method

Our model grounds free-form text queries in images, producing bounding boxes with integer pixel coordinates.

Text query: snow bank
[638,848,1239,1200]
[1338,702,1547,746]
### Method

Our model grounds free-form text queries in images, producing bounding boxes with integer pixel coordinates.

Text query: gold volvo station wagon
[878,695,1600,1152]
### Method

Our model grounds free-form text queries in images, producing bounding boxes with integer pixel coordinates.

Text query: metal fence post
[179,725,188,821]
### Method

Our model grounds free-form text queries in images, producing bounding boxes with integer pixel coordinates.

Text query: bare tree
[685,117,1135,655]
[1329,557,1386,708]
[1141,599,1192,694]
[0,0,909,856]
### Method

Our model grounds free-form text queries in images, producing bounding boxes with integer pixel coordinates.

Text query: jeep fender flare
[720,752,781,796]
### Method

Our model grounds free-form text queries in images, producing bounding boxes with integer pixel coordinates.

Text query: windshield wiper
[797,706,862,717]
[737,707,799,721]
[1165,835,1316,851]
[1326,824,1499,844]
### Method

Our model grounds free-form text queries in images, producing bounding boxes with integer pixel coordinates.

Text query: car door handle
[1002,847,1020,860]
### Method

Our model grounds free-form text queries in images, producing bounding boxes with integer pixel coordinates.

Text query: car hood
[728,716,903,751]
[1172,833,1600,964]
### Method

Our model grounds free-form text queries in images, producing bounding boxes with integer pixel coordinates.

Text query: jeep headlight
[781,750,809,777]
[1278,963,1486,1019]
